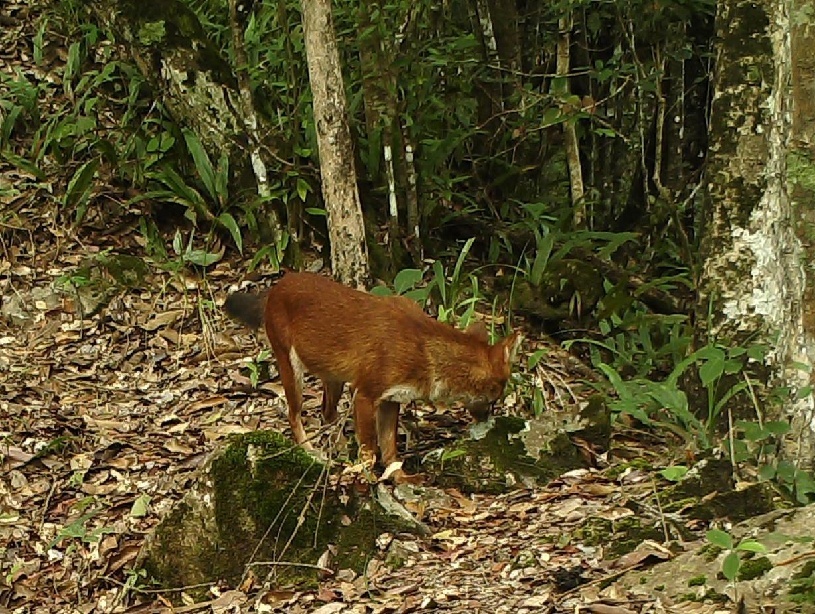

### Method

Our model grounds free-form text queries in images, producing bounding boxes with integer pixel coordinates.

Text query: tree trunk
[788,0,815,469]
[697,0,815,468]
[300,0,370,288]
[555,14,586,228]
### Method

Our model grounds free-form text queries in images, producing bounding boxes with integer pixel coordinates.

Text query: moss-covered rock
[658,456,777,522]
[141,431,419,596]
[574,516,666,560]
[424,414,588,494]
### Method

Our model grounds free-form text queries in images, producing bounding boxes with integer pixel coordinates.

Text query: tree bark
[300,0,370,288]
[698,0,815,468]
[788,0,815,469]
[555,14,586,228]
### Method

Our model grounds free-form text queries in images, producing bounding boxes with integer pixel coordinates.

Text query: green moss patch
[142,431,417,596]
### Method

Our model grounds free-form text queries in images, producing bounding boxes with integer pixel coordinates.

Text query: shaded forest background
[3,0,712,289]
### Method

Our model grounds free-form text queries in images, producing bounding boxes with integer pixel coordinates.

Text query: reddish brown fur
[226,271,519,483]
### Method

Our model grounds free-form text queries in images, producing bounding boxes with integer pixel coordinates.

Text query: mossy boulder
[141,431,419,595]
[660,456,777,522]
[424,409,597,494]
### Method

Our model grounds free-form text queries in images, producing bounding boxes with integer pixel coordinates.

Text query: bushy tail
[224,291,267,330]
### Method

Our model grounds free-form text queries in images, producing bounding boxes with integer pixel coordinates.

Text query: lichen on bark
[697,0,813,443]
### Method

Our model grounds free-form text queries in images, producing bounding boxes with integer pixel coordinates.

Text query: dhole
[225,271,519,483]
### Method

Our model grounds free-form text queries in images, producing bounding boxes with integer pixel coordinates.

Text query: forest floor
[0,210,687,614]
[0,1,731,613]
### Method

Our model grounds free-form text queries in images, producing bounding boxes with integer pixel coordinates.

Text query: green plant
[138,129,243,253]
[49,497,114,553]
[370,267,432,303]
[430,238,482,325]
[171,229,225,268]
[731,419,815,504]
[525,349,548,416]
[660,465,689,482]
[583,339,760,449]
[121,567,150,599]
[246,349,272,388]
[249,230,290,272]
[705,528,768,583]
[370,240,486,328]
[439,447,467,470]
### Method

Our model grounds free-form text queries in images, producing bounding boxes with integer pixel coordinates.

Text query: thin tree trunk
[300,0,370,288]
[357,0,403,261]
[555,14,586,228]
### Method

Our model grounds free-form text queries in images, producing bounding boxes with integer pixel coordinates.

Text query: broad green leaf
[215,152,229,203]
[758,463,776,481]
[130,493,151,518]
[184,248,223,267]
[747,345,769,362]
[403,287,431,304]
[533,388,545,416]
[369,285,394,297]
[722,551,740,581]
[297,177,310,202]
[64,42,82,92]
[776,460,796,483]
[660,466,688,482]
[2,151,46,180]
[451,238,474,287]
[67,158,100,224]
[393,268,423,294]
[736,540,766,553]
[542,107,566,126]
[737,420,764,442]
[699,348,726,387]
[172,229,183,255]
[763,421,791,436]
[150,166,205,209]
[528,349,547,370]
[597,363,630,400]
[531,232,553,286]
[648,385,687,414]
[706,528,733,549]
[441,448,466,462]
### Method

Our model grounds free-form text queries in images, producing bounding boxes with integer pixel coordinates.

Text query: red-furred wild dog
[225,271,520,483]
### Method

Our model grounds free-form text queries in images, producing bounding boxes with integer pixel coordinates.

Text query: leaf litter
[0,221,694,614]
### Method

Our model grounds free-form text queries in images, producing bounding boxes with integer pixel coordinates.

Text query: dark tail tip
[224,292,265,330]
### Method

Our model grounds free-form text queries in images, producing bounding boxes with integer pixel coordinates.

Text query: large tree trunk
[789,0,815,469]
[697,0,815,469]
[300,0,370,288]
